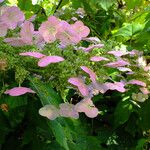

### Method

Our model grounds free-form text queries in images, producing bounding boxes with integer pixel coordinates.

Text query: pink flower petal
[108,50,128,57]
[80,66,97,83]
[20,21,34,44]
[39,105,59,120]
[75,98,99,118]
[4,38,27,46]
[68,77,89,97]
[59,103,79,119]
[4,87,35,96]
[104,60,129,68]
[140,87,150,95]
[38,56,64,67]
[117,67,132,72]
[90,56,109,62]
[0,22,8,37]
[82,37,100,44]
[82,44,104,52]
[127,80,146,87]
[19,52,46,58]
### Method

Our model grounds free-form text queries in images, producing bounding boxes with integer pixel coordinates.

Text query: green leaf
[124,0,143,9]
[114,100,133,127]
[113,23,143,38]
[29,77,69,150]
[99,0,115,11]
[17,0,33,11]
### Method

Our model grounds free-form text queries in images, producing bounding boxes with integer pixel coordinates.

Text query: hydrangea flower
[4,87,35,96]
[39,105,60,120]
[127,79,146,87]
[108,50,128,57]
[59,103,79,119]
[0,22,8,37]
[19,51,64,67]
[0,6,25,29]
[56,21,81,46]
[39,16,60,43]
[68,77,90,97]
[90,56,109,62]
[139,87,150,95]
[71,21,90,38]
[80,66,97,83]
[104,59,129,68]
[75,98,99,118]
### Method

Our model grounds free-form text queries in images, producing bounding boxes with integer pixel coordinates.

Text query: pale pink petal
[4,87,35,96]
[104,60,129,68]
[68,77,89,97]
[80,66,97,83]
[127,79,146,87]
[108,50,128,57]
[19,52,46,58]
[90,56,109,62]
[38,56,64,67]
[59,103,79,119]
[71,21,90,38]
[117,67,132,72]
[20,21,34,44]
[82,37,100,44]
[75,98,99,118]
[39,105,59,120]
[0,6,25,29]
[82,44,104,52]
[140,87,150,95]
[4,38,27,46]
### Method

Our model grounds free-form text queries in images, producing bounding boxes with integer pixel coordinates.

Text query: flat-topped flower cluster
[1,4,150,120]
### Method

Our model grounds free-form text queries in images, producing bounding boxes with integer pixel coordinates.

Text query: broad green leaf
[124,0,144,9]
[99,0,115,11]
[114,100,133,127]
[17,0,33,11]
[113,23,144,38]
[29,77,69,150]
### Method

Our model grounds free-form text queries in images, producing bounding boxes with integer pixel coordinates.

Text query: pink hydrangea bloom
[127,79,146,87]
[104,81,126,92]
[90,56,109,62]
[39,105,60,120]
[19,52,46,58]
[20,21,34,44]
[75,98,99,118]
[104,59,129,68]
[4,87,35,96]
[81,44,104,52]
[108,50,128,57]
[56,21,81,46]
[39,16,60,43]
[0,6,25,29]
[80,66,97,83]
[38,56,64,67]
[59,103,79,119]
[68,77,89,97]
[71,21,90,38]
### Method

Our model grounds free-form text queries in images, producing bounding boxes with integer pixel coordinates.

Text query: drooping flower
[56,21,81,46]
[39,16,60,43]
[127,79,146,87]
[90,56,109,62]
[0,6,25,29]
[38,56,64,67]
[68,77,89,97]
[80,66,97,83]
[104,59,129,68]
[75,98,99,118]
[4,87,35,96]
[39,105,60,120]
[71,21,90,38]
[59,103,79,119]
[4,21,34,46]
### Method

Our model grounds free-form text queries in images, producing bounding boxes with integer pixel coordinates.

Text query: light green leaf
[99,0,115,11]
